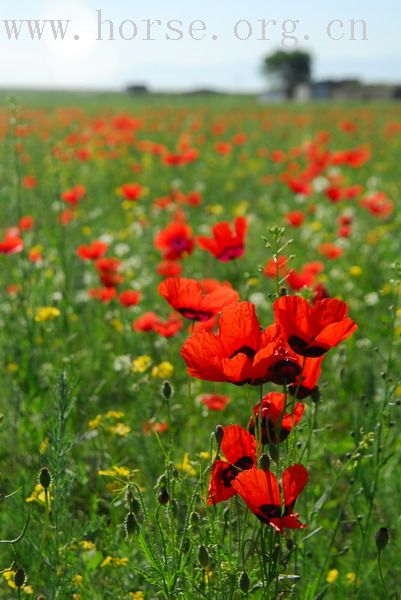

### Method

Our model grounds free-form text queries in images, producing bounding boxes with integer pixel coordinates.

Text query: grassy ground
[0,91,400,599]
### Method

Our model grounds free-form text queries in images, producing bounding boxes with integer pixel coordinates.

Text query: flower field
[0,93,400,599]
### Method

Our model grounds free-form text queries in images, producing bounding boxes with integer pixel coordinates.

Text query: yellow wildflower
[108,422,131,437]
[80,540,96,551]
[88,414,102,430]
[346,572,357,585]
[26,483,51,506]
[98,465,132,479]
[326,569,339,583]
[233,200,249,216]
[129,593,145,600]
[111,318,124,333]
[81,226,91,236]
[132,355,152,373]
[151,362,174,379]
[100,556,113,568]
[39,437,49,454]
[176,453,197,477]
[208,204,224,215]
[105,410,125,420]
[349,266,362,277]
[73,575,83,586]
[35,307,60,322]
[6,363,18,373]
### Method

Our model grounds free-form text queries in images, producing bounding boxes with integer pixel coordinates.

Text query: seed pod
[157,474,167,490]
[158,489,170,505]
[375,527,389,552]
[39,467,51,490]
[161,380,174,400]
[198,544,209,568]
[259,454,270,471]
[279,287,287,297]
[215,425,224,446]
[238,571,250,593]
[125,512,139,537]
[14,568,26,589]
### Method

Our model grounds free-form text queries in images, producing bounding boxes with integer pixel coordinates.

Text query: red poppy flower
[285,211,305,228]
[60,209,76,226]
[312,284,329,304]
[274,296,357,357]
[287,262,324,292]
[95,257,121,273]
[143,420,168,435]
[61,184,86,206]
[77,240,108,260]
[157,261,182,278]
[152,314,183,338]
[132,312,160,332]
[0,234,24,255]
[318,243,343,260]
[121,183,143,201]
[18,216,35,231]
[158,277,239,322]
[360,192,394,219]
[181,302,301,386]
[155,219,194,260]
[232,465,308,533]
[248,392,305,444]
[288,357,323,399]
[198,217,247,262]
[119,290,141,307]
[88,287,117,302]
[263,256,290,279]
[199,393,230,411]
[208,425,256,505]
[22,175,37,189]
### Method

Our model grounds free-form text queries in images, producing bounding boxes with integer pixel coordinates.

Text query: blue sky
[1,0,400,91]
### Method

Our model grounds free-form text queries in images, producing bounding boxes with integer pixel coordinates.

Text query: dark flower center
[258,504,282,523]
[288,335,327,358]
[218,244,244,262]
[230,345,256,360]
[221,456,254,487]
[179,308,213,322]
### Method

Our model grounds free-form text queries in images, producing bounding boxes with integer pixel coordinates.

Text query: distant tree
[263,50,312,99]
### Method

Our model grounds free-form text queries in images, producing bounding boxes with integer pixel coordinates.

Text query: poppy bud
[375,527,389,552]
[259,454,270,471]
[158,489,170,505]
[190,511,200,525]
[182,537,190,554]
[161,380,174,400]
[14,568,26,589]
[157,474,167,490]
[125,512,139,537]
[39,467,51,490]
[238,571,250,593]
[269,443,280,464]
[198,544,209,568]
[279,287,287,297]
[215,425,224,446]
[125,489,140,515]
